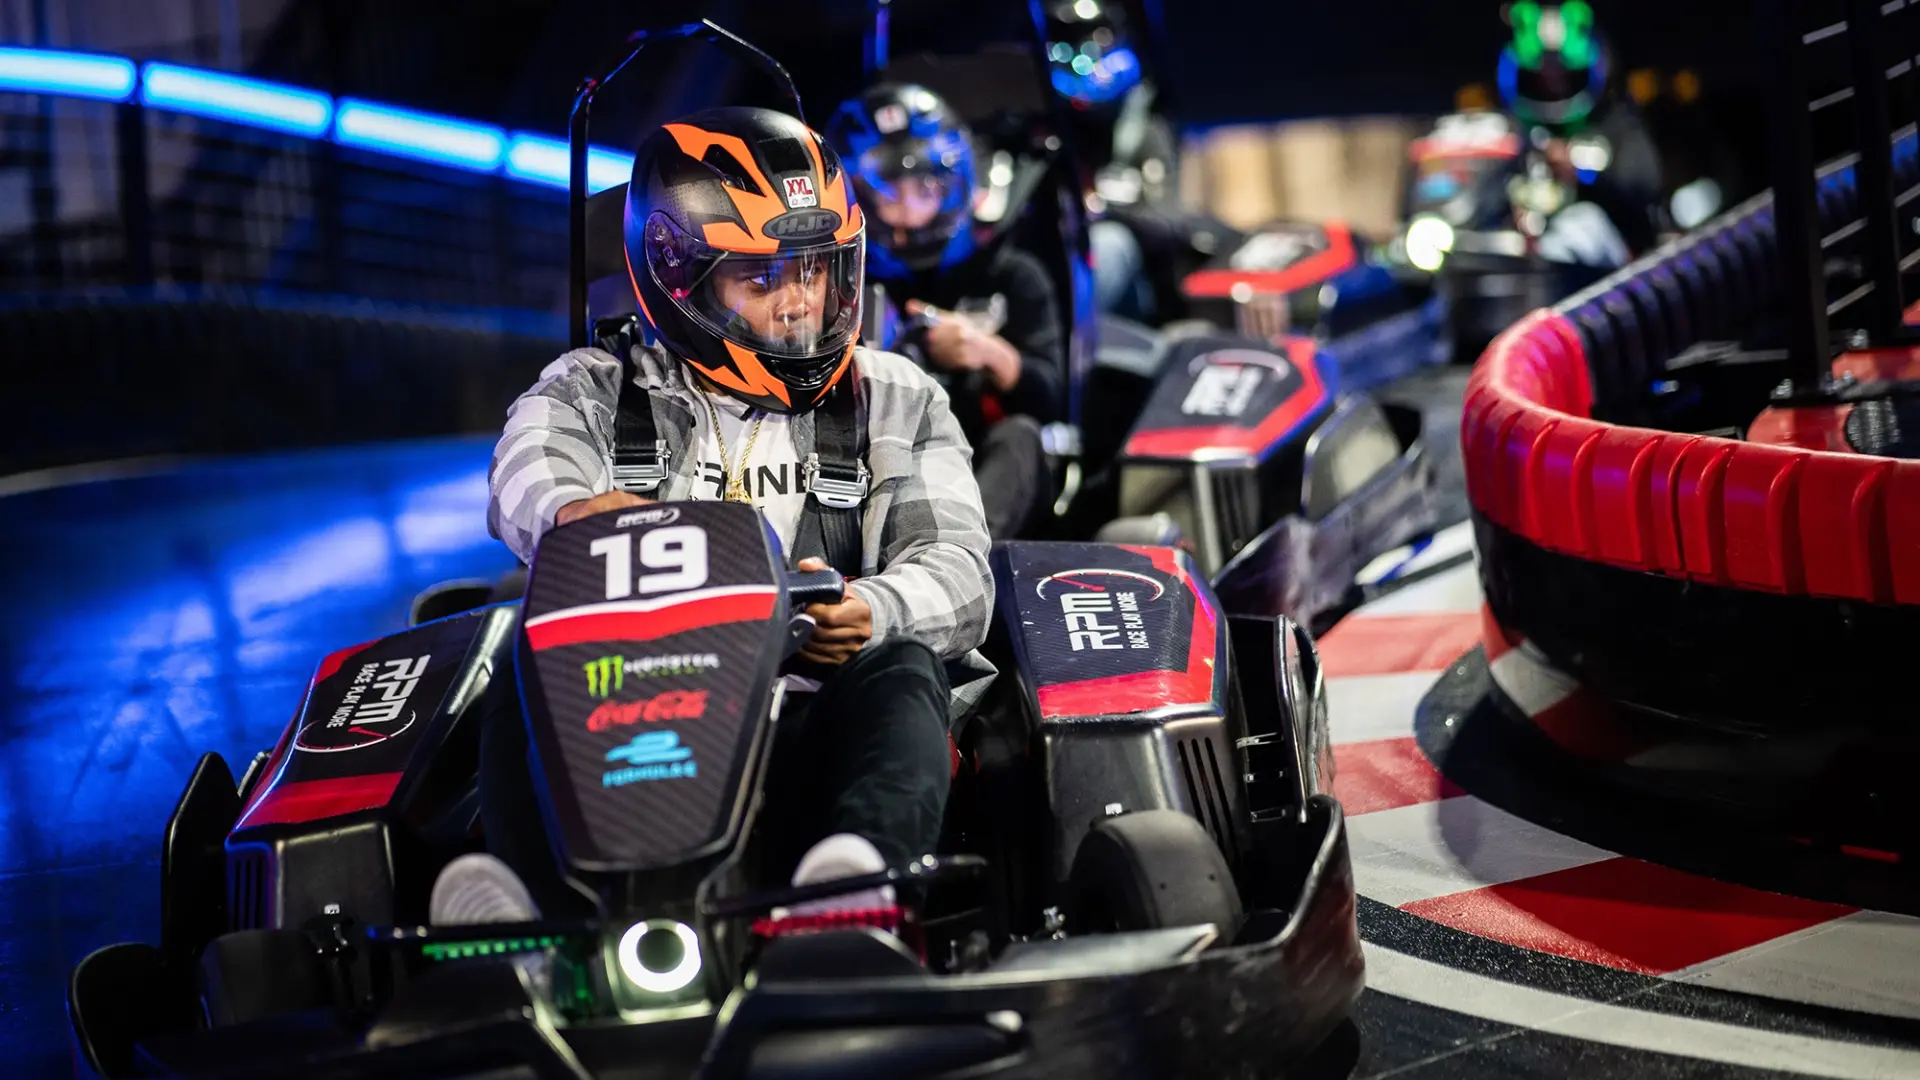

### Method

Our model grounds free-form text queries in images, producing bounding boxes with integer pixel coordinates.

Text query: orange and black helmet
[624,106,866,414]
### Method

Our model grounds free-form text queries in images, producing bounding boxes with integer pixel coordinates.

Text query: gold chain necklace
[699,391,766,504]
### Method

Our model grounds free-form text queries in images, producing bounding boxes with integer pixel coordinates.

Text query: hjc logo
[783,175,817,208]
[1181,364,1265,418]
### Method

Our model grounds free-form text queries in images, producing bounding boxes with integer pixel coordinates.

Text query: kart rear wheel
[197,929,331,1027]
[1068,809,1242,936]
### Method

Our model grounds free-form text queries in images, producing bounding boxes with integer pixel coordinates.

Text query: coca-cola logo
[586,689,709,733]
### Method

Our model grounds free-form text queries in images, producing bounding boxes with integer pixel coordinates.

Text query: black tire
[1068,809,1243,936]
[70,943,195,1078]
[409,580,496,626]
[197,929,331,1026]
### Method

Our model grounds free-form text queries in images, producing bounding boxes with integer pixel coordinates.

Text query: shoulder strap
[601,317,671,494]
[791,375,869,576]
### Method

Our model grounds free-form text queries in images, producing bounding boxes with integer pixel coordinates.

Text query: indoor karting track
[8,412,1920,1079]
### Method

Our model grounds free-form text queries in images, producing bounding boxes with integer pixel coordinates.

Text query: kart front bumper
[127,798,1361,1080]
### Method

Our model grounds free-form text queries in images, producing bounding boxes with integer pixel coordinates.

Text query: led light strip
[0,45,634,192]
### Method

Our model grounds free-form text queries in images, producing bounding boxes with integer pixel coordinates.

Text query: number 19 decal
[588,525,710,599]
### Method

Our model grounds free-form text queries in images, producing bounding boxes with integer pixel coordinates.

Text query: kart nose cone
[618,919,703,994]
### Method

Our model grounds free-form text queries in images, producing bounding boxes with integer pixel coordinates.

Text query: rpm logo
[1179,350,1295,418]
[614,506,680,529]
[1035,569,1163,652]
[295,655,431,753]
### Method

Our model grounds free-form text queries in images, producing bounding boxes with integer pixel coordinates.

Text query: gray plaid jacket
[488,341,998,717]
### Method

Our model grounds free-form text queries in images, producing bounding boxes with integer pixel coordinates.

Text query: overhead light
[0,47,135,100]
[141,63,331,137]
[505,133,633,193]
[334,99,505,172]
[617,920,702,995]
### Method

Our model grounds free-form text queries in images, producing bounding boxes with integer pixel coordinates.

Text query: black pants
[974,415,1052,541]
[479,638,953,916]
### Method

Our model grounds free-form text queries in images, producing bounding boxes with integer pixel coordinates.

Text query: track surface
[5,423,1918,1077]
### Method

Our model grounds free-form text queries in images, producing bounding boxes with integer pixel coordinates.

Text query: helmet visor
[853,138,967,220]
[644,213,863,359]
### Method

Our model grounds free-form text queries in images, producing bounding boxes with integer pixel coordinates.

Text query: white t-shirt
[686,390,826,694]
[685,389,807,558]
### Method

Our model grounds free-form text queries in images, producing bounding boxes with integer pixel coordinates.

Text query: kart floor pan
[131,798,1359,1080]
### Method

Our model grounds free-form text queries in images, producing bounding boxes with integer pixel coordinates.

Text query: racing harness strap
[602,319,672,496]
[602,317,868,577]
[790,379,870,580]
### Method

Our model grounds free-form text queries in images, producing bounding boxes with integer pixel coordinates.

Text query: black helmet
[1499,1,1610,134]
[623,106,866,415]
[824,83,978,279]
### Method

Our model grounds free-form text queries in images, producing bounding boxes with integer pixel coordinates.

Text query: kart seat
[987,924,1218,977]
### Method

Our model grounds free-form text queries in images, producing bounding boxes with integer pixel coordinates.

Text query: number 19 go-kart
[69,499,1362,1079]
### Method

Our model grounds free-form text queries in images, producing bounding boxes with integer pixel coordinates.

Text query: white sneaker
[784,832,896,916]
[429,853,550,997]
[430,853,541,925]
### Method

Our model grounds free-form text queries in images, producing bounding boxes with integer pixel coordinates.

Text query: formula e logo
[1035,569,1162,652]
[783,175,818,208]
[614,506,680,529]
[602,730,698,788]
[295,655,431,753]
[587,689,709,733]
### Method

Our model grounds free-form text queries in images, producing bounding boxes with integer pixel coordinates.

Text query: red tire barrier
[1465,309,1920,605]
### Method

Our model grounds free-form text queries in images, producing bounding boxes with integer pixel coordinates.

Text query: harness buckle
[611,441,672,493]
[802,453,870,509]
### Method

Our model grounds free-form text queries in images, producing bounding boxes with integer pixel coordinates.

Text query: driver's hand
[908,301,980,373]
[905,300,1022,392]
[794,556,872,665]
[1544,139,1577,184]
[555,489,654,527]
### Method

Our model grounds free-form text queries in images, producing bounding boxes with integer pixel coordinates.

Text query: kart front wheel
[1068,809,1243,937]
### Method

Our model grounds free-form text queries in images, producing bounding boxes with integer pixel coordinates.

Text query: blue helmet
[1045,0,1144,112]
[824,83,978,278]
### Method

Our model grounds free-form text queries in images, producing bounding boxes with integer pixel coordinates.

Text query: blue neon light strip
[505,134,634,194]
[141,63,332,137]
[335,99,506,172]
[1,47,638,191]
[0,47,136,100]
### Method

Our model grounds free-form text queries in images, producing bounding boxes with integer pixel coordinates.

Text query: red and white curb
[1320,523,1920,1073]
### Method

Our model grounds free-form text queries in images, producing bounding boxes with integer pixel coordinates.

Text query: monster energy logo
[584,656,624,698]
[584,652,721,697]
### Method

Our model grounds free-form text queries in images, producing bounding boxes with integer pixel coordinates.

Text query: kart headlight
[617,919,702,994]
[1404,215,1455,272]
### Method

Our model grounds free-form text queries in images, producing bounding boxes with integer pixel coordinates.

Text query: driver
[454,105,994,925]
[825,83,1064,541]
[1500,0,1662,253]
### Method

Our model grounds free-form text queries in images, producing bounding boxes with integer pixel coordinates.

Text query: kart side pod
[990,541,1334,892]
[215,606,516,941]
[1107,332,1436,629]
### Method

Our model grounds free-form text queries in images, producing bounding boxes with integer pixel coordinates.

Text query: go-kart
[1390,109,1629,360]
[69,498,1362,1079]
